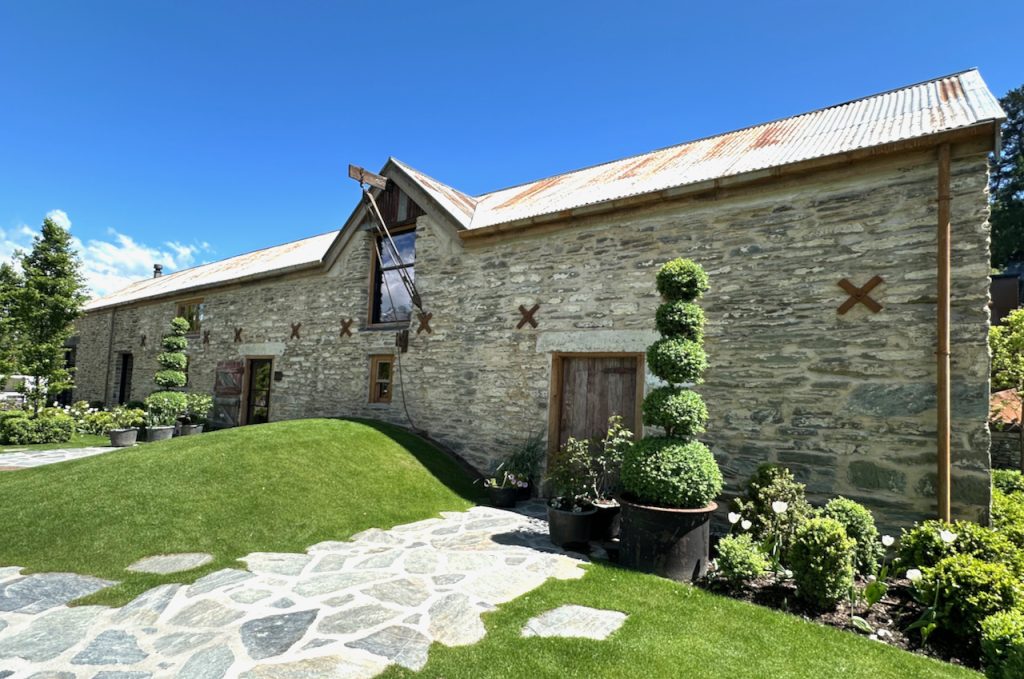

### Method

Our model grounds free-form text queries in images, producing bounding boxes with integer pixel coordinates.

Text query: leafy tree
[14,217,87,414]
[991,86,1024,269]
[0,262,22,380]
[992,309,1024,392]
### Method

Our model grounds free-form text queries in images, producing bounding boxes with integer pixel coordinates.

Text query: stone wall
[991,428,1021,470]
[74,140,994,530]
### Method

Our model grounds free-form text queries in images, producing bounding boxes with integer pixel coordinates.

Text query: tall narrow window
[370,229,416,325]
[368,355,394,404]
[176,299,205,335]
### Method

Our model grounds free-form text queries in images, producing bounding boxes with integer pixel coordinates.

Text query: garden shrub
[621,437,722,508]
[109,406,145,431]
[656,258,709,300]
[1,412,73,445]
[994,469,1024,497]
[184,392,213,425]
[917,554,1023,643]
[715,533,769,586]
[82,410,114,436]
[788,517,855,610]
[993,489,1024,550]
[0,410,28,425]
[642,386,708,437]
[735,464,812,555]
[820,497,883,575]
[646,337,707,385]
[145,391,187,427]
[899,519,1024,575]
[654,300,704,341]
[546,437,594,508]
[981,609,1024,679]
[154,317,189,390]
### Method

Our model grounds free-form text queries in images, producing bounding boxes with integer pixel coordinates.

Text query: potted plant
[180,392,212,435]
[546,437,597,548]
[589,415,633,542]
[143,391,184,442]
[619,258,723,582]
[482,467,527,508]
[503,432,545,500]
[108,405,144,447]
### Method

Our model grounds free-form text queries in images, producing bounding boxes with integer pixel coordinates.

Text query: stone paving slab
[0,447,117,470]
[126,553,213,575]
[0,505,588,677]
[521,604,627,640]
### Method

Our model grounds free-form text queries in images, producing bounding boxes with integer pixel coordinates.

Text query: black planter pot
[178,424,204,436]
[590,501,622,541]
[619,497,717,582]
[548,505,597,548]
[108,428,138,447]
[485,486,518,508]
[515,483,532,501]
[145,426,175,443]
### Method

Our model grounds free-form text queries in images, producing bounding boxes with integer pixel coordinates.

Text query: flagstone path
[0,447,117,471]
[0,505,589,677]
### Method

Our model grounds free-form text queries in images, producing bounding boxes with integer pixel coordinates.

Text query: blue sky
[1,1,1021,296]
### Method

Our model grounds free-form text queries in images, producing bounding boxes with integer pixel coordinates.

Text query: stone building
[74,70,1005,528]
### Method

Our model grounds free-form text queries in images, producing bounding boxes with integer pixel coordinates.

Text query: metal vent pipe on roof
[153,264,163,278]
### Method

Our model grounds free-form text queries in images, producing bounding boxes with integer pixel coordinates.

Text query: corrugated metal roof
[85,230,338,311]
[390,159,477,229]
[428,69,1004,230]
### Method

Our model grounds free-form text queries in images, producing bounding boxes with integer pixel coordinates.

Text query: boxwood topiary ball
[642,386,708,437]
[647,337,707,384]
[621,437,722,508]
[656,258,709,302]
[655,300,704,341]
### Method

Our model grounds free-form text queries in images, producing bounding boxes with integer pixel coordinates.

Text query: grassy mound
[0,418,478,605]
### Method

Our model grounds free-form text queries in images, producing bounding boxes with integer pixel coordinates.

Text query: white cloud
[0,211,212,298]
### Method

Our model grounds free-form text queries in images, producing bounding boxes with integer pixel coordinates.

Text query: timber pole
[937,143,952,522]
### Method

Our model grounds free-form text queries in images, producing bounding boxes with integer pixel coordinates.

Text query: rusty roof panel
[462,69,1003,230]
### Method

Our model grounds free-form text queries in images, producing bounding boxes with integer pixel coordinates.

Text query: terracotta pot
[590,501,622,541]
[619,496,717,582]
[108,428,138,447]
[548,505,596,547]
[144,426,174,443]
[485,486,518,508]
[178,424,204,436]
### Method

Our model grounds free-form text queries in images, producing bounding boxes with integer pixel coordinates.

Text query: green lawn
[0,418,478,605]
[0,432,109,453]
[382,562,979,679]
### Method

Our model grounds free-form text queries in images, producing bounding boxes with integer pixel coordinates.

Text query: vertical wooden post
[937,143,952,522]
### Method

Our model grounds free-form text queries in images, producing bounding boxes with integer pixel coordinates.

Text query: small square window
[176,299,205,335]
[368,355,394,404]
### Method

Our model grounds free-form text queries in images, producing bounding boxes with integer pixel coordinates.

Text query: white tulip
[728,512,741,524]
[741,519,752,531]
[939,530,957,544]
[905,568,923,582]
[771,501,788,514]
[881,535,895,547]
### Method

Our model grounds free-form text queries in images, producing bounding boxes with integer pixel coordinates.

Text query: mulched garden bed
[697,575,980,671]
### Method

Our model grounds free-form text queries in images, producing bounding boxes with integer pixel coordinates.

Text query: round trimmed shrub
[642,386,707,437]
[144,391,187,427]
[789,517,855,610]
[162,335,188,352]
[169,316,191,335]
[647,337,707,385]
[656,258,709,301]
[736,464,812,556]
[154,370,187,389]
[982,609,1024,679]
[899,520,1024,575]
[820,497,883,575]
[157,352,188,371]
[715,533,769,586]
[655,300,704,341]
[917,554,1023,643]
[621,437,722,508]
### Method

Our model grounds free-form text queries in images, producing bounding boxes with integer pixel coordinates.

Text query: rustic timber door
[550,354,643,450]
[244,359,273,425]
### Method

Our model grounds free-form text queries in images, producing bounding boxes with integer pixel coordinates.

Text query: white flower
[881,535,895,548]
[728,512,741,524]
[867,575,877,583]
[741,519,752,531]
[939,529,957,544]
[906,568,923,582]
[877,628,892,639]
[783,569,793,579]
[869,634,879,641]
[771,501,788,514]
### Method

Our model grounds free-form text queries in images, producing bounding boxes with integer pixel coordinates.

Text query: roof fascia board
[381,159,468,238]
[460,122,999,245]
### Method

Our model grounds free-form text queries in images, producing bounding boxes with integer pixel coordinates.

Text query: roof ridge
[472,68,987,200]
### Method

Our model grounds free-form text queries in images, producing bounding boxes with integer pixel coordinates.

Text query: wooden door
[554,355,641,448]
[117,353,133,405]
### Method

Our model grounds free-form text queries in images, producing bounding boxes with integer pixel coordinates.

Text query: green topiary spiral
[642,386,708,437]
[656,258,709,301]
[655,300,704,341]
[621,438,722,508]
[647,337,707,385]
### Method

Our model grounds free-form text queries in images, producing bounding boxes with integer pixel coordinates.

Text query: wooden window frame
[368,354,395,404]
[546,352,645,457]
[175,298,205,336]
[366,225,416,328]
